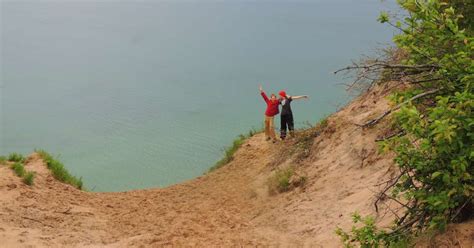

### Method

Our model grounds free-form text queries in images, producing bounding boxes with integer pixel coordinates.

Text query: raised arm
[291,95,309,100]
[259,85,269,103]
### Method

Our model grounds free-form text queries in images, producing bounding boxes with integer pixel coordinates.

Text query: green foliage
[443,0,474,33]
[336,213,410,248]
[385,0,473,230]
[23,172,35,186]
[378,11,390,23]
[209,128,261,172]
[36,150,84,190]
[10,162,26,177]
[267,167,294,194]
[7,153,25,163]
[388,91,473,230]
[341,0,473,246]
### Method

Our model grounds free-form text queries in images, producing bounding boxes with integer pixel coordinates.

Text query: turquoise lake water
[1,0,397,191]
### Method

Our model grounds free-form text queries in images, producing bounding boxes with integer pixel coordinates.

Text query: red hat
[279,90,287,98]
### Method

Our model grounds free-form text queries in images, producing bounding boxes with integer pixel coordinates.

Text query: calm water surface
[1,0,397,191]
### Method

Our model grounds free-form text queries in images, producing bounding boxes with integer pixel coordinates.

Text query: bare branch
[358,88,440,128]
[374,170,407,213]
[334,62,439,74]
[375,130,406,142]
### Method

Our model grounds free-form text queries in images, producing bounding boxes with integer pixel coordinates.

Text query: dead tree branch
[374,170,407,213]
[334,62,439,74]
[375,130,406,142]
[359,88,440,128]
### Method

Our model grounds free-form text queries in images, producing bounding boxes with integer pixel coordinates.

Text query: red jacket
[261,92,280,117]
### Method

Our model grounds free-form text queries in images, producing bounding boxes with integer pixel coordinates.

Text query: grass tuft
[36,150,84,190]
[318,117,328,129]
[9,162,35,186]
[267,167,294,194]
[23,172,35,186]
[7,153,25,163]
[0,156,6,164]
[209,128,261,172]
[11,162,26,177]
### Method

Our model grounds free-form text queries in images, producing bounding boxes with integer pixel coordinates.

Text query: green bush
[379,0,473,232]
[36,150,84,190]
[7,153,25,163]
[339,0,473,245]
[23,172,35,186]
[10,162,26,177]
[336,213,410,248]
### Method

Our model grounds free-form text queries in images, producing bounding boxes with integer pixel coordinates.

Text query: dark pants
[280,114,294,139]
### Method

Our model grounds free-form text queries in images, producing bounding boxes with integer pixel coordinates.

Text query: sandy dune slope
[1,84,472,247]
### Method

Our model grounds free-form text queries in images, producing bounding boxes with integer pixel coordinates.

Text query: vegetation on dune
[11,162,26,177]
[336,0,473,246]
[0,156,6,164]
[264,116,328,194]
[7,153,25,163]
[267,166,307,195]
[267,167,294,194]
[36,150,84,190]
[9,162,35,186]
[23,172,35,186]
[209,128,261,172]
[287,116,329,162]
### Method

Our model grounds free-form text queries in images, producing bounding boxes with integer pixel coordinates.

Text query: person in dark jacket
[278,90,308,140]
[259,85,280,142]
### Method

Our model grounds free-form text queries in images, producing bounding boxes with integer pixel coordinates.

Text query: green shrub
[0,156,6,164]
[378,0,473,233]
[338,0,474,245]
[10,162,26,177]
[36,150,84,190]
[23,172,35,186]
[7,153,25,163]
[336,213,410,248]
[267,167,294,194]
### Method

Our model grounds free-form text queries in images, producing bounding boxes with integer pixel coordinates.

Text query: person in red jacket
[259,85,280,142]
